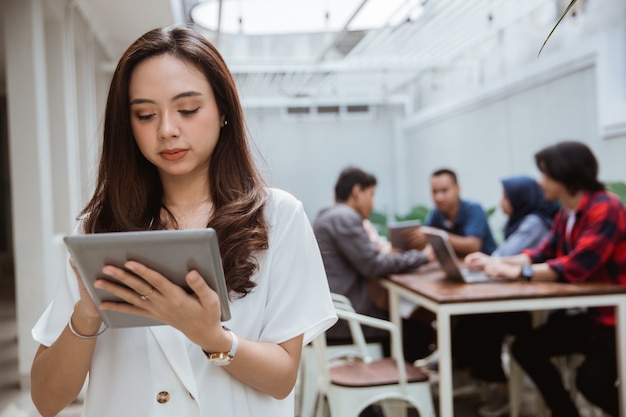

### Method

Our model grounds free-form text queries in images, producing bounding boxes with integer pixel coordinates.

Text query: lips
[160,149,187,161]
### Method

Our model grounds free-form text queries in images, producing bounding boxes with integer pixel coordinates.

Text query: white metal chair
[296,293,383,417]
[312,307,436,417]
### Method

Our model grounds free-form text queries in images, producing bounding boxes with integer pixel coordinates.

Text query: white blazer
[33,188,338,417]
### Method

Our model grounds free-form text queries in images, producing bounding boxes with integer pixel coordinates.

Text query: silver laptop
[387,220,422,251]
[423,229,505,283]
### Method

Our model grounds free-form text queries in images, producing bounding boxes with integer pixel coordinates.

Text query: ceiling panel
[1,0,570,108]
[74,0,176,60]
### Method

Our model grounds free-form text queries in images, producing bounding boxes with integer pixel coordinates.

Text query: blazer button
[156,391,170,404]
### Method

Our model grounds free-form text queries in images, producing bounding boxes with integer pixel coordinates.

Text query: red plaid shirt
[524,190,626,326]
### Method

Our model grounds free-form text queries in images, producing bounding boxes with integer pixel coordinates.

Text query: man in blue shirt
[422,168,497,256]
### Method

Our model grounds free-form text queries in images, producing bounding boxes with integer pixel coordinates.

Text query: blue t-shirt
[426,199,497,254]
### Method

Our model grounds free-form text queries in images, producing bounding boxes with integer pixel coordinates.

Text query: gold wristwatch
[203,326,238,366]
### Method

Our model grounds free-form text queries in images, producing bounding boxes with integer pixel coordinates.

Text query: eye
[179,107,200,116]
[136,113,156,121]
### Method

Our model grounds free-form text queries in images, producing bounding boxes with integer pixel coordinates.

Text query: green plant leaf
[538,0,578,56]
[369,210,389,237]
[607,181,626,204]
[395,205,430,224]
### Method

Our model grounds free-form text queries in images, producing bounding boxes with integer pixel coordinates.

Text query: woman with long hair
[30,25,336,417]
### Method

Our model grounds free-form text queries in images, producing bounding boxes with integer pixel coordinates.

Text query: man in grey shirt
[313,167,434,362]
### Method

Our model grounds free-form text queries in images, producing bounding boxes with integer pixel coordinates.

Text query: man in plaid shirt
[465,141,626,417]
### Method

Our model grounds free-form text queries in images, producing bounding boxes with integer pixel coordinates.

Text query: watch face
[210,358,233,365]
[522,265,533,279]
[204,351,233,365]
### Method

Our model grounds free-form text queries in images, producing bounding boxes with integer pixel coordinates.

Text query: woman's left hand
[483,259,521,280]
[94,261,225,347]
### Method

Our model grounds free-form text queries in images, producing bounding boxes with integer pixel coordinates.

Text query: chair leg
[299,347,319,417]
[315,393,329,417]
[380,399,408,417]
[508,355,524,417]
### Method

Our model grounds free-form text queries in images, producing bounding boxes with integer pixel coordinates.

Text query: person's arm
[216,331,303,399]
[31,260,103,417]
[469,250,557,281]
[447,234,482,257]
[451,202,493,257]
[95,262,304,399]
[326,211,428,277]
[185,273,303,399]
[492,215,548,257]
[31,307,100,417]
[544,198,625,283]
[483,258,559,281]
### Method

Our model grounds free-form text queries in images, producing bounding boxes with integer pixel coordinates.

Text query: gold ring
[140,287,155,301]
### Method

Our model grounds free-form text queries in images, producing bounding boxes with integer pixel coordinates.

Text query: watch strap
[203,326,238,365]
[520,264,533,282]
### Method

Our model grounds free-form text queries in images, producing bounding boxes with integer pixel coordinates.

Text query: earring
[223,120,228,127]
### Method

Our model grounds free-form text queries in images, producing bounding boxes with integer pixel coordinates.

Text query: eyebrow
[129,91,203,106]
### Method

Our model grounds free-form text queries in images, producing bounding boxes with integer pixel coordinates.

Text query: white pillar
[391,101,411,217]
[4,0,56,385]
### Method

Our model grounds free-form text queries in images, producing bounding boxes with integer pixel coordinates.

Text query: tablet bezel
[63,228,231,328]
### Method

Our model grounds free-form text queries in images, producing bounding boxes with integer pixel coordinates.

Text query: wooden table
[381,265,626,417]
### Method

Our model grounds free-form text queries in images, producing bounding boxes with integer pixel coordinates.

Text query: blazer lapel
[149,326,200,400]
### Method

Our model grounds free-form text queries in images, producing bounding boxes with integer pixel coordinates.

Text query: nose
[158,111,180,139]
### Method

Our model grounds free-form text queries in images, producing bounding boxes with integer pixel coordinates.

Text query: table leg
[437,310,453,417]
[387,287,402,336]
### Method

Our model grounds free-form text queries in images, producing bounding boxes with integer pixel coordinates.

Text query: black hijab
[502,175,560,239]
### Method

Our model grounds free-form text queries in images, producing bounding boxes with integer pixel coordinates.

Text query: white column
[391,101,411,217]
[4,0,55,384]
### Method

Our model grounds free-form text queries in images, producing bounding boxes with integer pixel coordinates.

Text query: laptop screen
[424,230,465,282]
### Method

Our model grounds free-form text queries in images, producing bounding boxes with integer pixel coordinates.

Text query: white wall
[401,26,626,237]
[405,66,597,206]
[246,105,407,221]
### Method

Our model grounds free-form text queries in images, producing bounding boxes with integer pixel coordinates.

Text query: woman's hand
[68,258,103,337]
[94,262,225,349]
[483,259,522,280]
[464,252,491,271]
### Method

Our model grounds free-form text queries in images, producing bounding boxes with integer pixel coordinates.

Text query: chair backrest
[329,294,374,363]
[330,292,353,310]
[312,306,410,389]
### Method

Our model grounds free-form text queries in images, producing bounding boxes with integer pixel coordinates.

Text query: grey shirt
[313,203,428,340]
[492,214,551,257]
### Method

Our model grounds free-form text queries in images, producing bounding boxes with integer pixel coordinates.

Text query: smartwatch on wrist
[203,326,238,366]
[520,264,533,282]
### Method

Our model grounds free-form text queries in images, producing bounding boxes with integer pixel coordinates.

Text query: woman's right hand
[464,252,491,271]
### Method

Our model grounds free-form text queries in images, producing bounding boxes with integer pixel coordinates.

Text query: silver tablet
[63,228,231,328]
[387,219,422,251]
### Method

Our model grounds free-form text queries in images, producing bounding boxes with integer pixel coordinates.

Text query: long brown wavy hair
[81,25,268,296]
